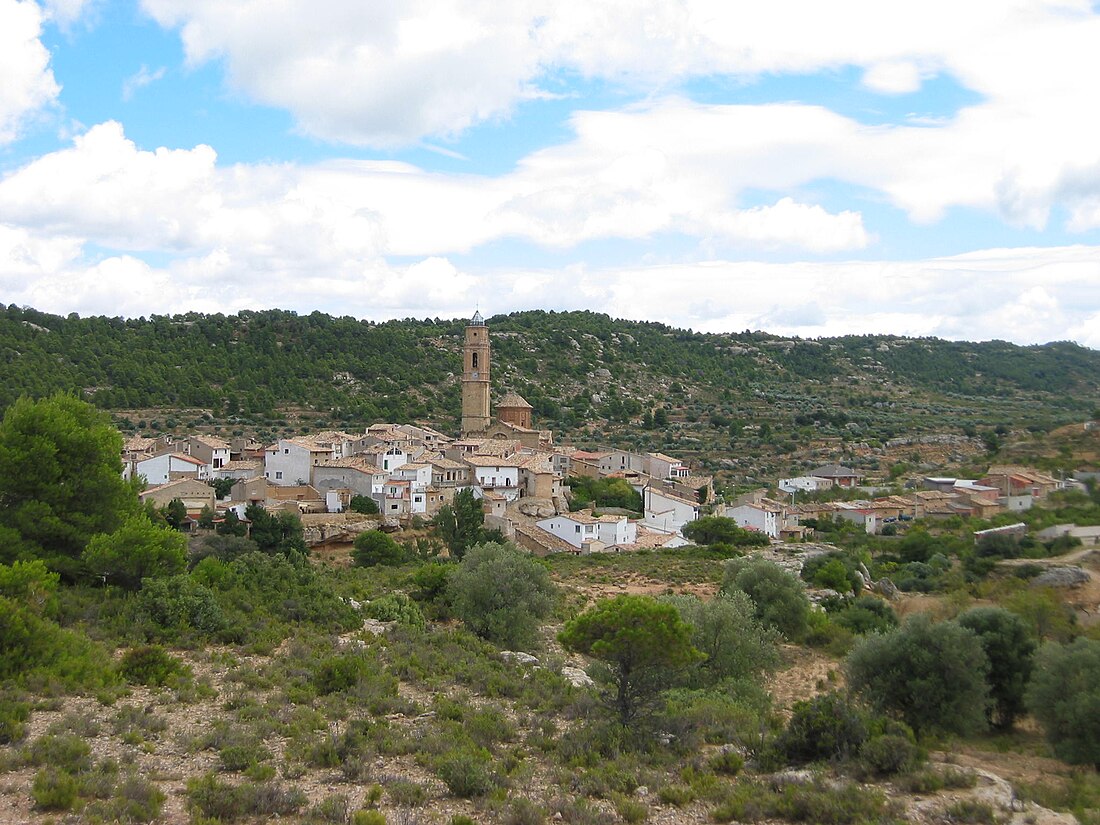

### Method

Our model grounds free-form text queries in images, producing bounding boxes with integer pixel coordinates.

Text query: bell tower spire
[461,311,491,436]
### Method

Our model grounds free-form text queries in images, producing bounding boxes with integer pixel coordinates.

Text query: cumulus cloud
[0,0,61,144]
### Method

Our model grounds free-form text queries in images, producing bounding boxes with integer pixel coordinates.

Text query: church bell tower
[461,311,491,436]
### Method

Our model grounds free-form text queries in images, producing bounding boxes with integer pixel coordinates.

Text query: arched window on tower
[472,352,479,369]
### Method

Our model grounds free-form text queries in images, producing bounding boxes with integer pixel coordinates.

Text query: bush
[31,768,80,811]
[712,780,888,824]
[366,593,425,629]
[312,653,374,695]
[352,531,409,567]
[353,811,387,825]
[448,542,555,649]
[349,495,379,515]
[957,606,1036,729]
[118,644,190,686]
[858,734,919,777]
[386,778,427,806]
[25,733,92,773]
[708,749,744,776]
[435,745,498,798]
[830,596,898,635]
[134,574,227,640]
[1026,638,1100,768]
[663,591,780,688]
[721,557,811,640]
[779,691,867,764]
[846,615,991,736]
[82,514,187,590]
[0,696,30,743]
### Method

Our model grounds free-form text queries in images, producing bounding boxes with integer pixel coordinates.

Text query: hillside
[3,305,1099,482]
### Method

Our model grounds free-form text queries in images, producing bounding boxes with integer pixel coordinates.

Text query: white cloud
[121,65,166,101]
[131,0,1100,235]
[0,0,60,145]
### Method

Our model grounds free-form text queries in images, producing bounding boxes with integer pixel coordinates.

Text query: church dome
[498,391,533,409]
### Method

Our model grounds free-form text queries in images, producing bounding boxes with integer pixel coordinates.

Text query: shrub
[663,591,780,688]
[386,778,427,806]
[708,749,744,776]
[1026,638,1100,768]
[366,593,425,629]
[449,542,556,649]
[353,811,387,825]
[613,793,648,823]
[0,696,30,744]
[349,495,379,515]
[25,733,92,773]
[712,780,888,824]
[82,514,187,590]
[118,644,191,686]
[658,785,695,806]
[352,531,409,567]
[91,776,166,823]
[435,745,498,798]
[31,768,80,811]
[779,692,867,764]
[312,652,374,695]
[721,557,811,640]
[134,575,227,640]
[858,734,919,777]
[943,799,998,824]
[830,596,898,635]
[957,606,1036,730]
[846,615,991,736]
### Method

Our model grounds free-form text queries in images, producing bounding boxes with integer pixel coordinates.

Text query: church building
[460,312,551,447]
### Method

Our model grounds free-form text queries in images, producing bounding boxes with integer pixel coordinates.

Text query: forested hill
[2,305,1098,444]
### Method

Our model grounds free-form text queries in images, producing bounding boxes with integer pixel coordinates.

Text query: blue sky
[2,0,1100,346]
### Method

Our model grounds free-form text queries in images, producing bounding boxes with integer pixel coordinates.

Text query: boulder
[501,651,540,667]
[1030,566,1090,588]
[561,666,595,688]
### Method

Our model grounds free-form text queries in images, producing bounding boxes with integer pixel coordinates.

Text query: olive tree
[448,542,555,649]
[846,615,990,736]
[956,606,1036,730]
[721,557,811,640]
[1026,638,1100,768]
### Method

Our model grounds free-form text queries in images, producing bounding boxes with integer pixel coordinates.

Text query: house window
[275,471,283,480]
[390,504,398,511]
[283,448,289,454]
[575,525,581,533]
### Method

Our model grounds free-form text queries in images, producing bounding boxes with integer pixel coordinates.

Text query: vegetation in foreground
[2,394,1100,824]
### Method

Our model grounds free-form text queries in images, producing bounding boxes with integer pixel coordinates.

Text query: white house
[643,487,699,533]
[466,456,523,501]
[724,502,781,539]
[645,452,690,480]
[265,433,360,486]
[134,452,209,486]
[536,512,637,551]
[184,435,231,473]
[778,476,833,494]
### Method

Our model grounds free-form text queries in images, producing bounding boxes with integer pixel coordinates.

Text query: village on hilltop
[122,312,1099,554]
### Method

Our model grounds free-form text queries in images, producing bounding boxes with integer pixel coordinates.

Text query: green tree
[663,591,780,688]
[846,615,990,736]
[210,477,236,499]
[161,498,187,530]
[956,607,1036,730]
[81,513,187,590]
[721,557,811,640]
[682,516,768,548]
[448,542,555,649]
[244,505,308,558]
[348,494,379,515]
[1026,638,1100,768]
[435,488,489,560]
[216,509,248,537]
[0,393,139,577]
[559,594,702,726]
[352,530,409,567]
